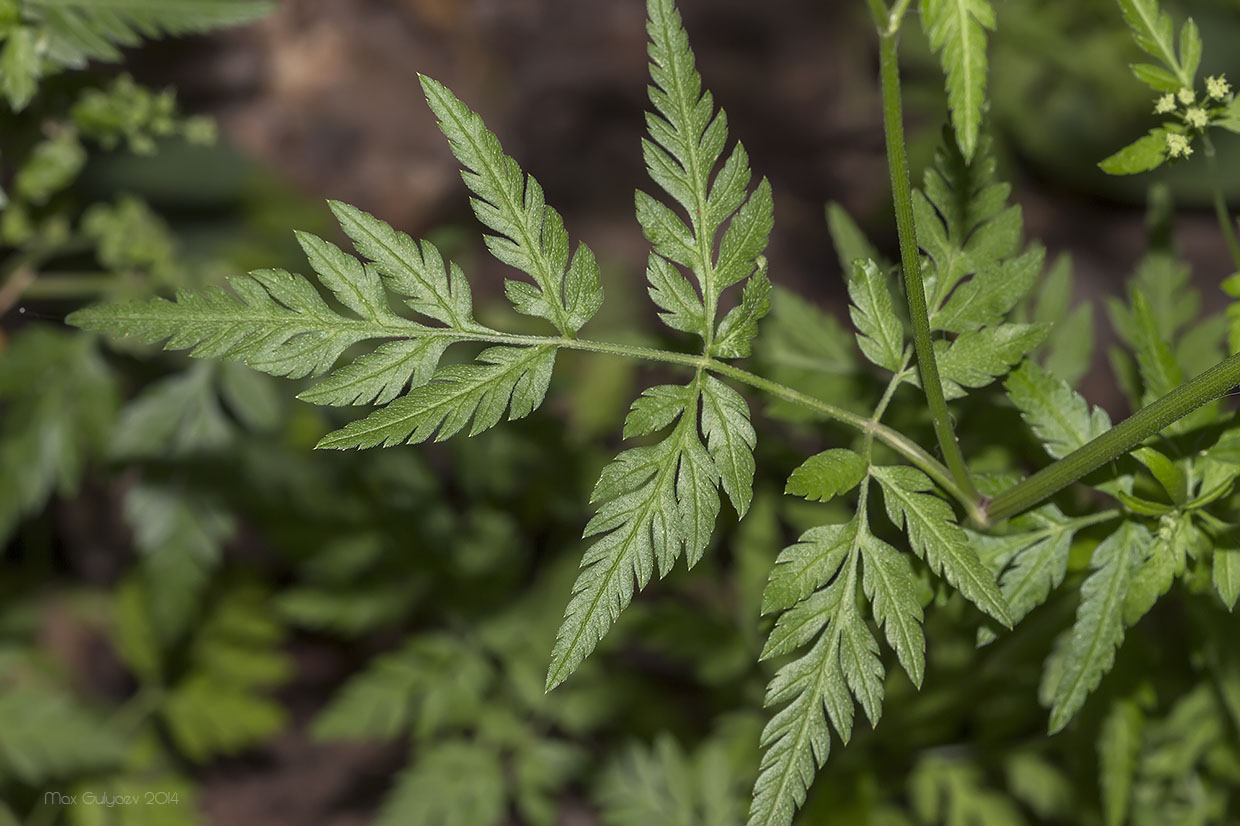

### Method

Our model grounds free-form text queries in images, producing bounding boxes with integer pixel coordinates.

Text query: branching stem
[986,351,1240,522]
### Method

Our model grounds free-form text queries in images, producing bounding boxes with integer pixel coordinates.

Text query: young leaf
[935,322,1049,399]
[872,466,1010,624]
[919,0,995,162]
[420,76,603,335]
[826,202,882,273]
[784,449,867,504]
[847,259,905,373]
[1006,361,1112,461]
[1100,129,1169,175]
[1115,0,1190,86]
[641,0,772,345]
[1046,520,1150,733]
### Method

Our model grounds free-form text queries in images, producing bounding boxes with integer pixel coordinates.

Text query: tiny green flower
[1184,107,1209,129]
[1178,87,1195,105]
[1207,75,1231,100]
[1165,132,1193,158]
[1154,93,1177,114]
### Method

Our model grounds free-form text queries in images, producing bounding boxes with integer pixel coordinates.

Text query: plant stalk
[876,28,981,503]
[986,350,1240,522]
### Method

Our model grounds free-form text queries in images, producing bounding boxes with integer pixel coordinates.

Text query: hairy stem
[986,351,1240,522]
[876,28,980,503]
[1202,134,1240,275]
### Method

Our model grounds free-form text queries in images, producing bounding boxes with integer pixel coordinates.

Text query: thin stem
[1202,133,1240,275]
[986,351,1240,522]
[436,329,982,519]
[876,28,980,503]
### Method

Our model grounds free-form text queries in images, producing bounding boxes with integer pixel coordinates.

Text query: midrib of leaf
[1051,549,1130,731]
[951,0,980,158]
[432,97,574,335]
[90,307,418,338]
[317,345,554,447]
[757,528,862,826]
[1125,0,1184,85]
[545,381,702,689]
[653,5,717,346]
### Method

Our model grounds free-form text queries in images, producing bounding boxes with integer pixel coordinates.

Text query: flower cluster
[1153,74,1233,160]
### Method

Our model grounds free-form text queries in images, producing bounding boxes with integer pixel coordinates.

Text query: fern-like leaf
[22,0,272,70]
[546,383,719,690]
[873,465,1010,625]
[315,345,557,449]
[920,0,995,162]
[420,76,603,335]
[641,0,772,350]
[1044,521,1149,733]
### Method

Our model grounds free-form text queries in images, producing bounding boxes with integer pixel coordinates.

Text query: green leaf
[124,483,232,647]
[316,345,557,449]
[375,740,505,826]
[0,327,117,545]
[624,385,692,439]
[936,322,1049,399]
[1130,62,1181,93]
[762,520,858,616]
[848,258,904,372]
[1130,289,1182,401]
[14,132,85,204]
[1214,545,1240,611]
[312,635,491,741]
[1130,446,1186,503]
[826,202,882,273]
[1006,361,1112,460]
[1115,0,1189,86]
[972,504,1078,645]
[18,0,271,71]
[784,449,867,504]
[714,264,772,359]
[547,387,720,690]
[1,26,38,111]
[1098,698,1145,826]
[873,465,1010,624]
[69,266,422,380]
[161,676,287,762]
[750,579,856,826]
[0,689,127,784]
[919,0,995,162]
[859,531,926,688]
[700,376,756,517]
[420,76,602,335]
[1046,521,1149,733]
[935,250,1044,334]
[1099,129,1168,175]
[641,0,772,339]
[598,734,750,826]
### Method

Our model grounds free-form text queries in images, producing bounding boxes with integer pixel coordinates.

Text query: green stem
[876,27,981,503]
[986,351,1240,522]
[1202,134,1240,275]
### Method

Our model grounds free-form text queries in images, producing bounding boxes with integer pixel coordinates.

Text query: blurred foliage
[2,1,1240,826]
